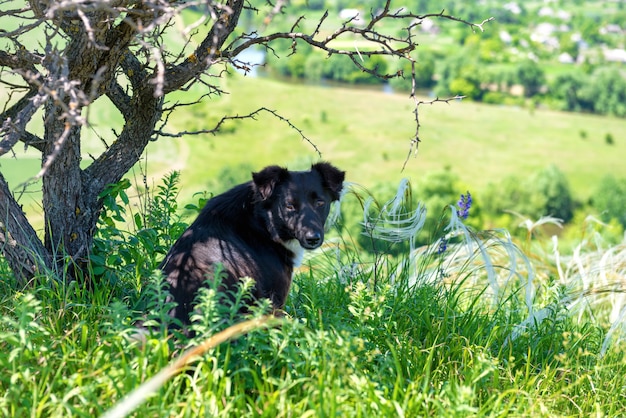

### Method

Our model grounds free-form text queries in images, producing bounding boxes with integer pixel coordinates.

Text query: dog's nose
[304,232,322,248]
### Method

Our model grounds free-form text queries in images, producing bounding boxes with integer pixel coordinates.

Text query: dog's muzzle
[303,231,322,249]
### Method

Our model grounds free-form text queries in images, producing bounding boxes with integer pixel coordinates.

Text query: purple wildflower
[437,238,448,255]
[457,191,472,220]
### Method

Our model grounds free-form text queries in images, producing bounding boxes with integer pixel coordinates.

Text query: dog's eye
[285,202,296,211]
[315,199,326,207]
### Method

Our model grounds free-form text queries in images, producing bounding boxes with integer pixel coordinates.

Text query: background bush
[483,164,575,224]
[592,174,626,228]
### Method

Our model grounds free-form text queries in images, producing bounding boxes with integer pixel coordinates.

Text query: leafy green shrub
[90,171,188,291]
[449,77,482,100]
[550,71,591,112]
[483,165,574,224]
[206,162,255,192]
[482,91,509,105]
[592,174,626,228]
[435,50,485,100]
[305,52,325,81]
[533,164,575,222]
[581,67,626,117]
[321,53,387,85]
[515,59,546,98]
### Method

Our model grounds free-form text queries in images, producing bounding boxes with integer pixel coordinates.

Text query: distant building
[339,9,365,26]
[419,17,440,35]
[530,23,560,49]
[503,2,522,14]
[538,7,553,17]
[538,6,570,20]
[600,24,623,35]
[558,53,574,64]
[556,10,571,21]
[603,48,626,63]
[500,30,513,44]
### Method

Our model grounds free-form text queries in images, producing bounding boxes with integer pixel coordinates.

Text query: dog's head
[252,162,345,250]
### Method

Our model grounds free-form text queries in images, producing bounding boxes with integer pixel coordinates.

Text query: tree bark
[0,173,53,286]
[1,0,247,282]
[36,0,245,280]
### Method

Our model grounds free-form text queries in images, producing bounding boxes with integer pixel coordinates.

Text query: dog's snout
[304,231,322,248]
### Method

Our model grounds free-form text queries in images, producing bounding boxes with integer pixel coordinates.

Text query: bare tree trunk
[0,173,53,286]
[41,103,87,274]
[33,0,241,280]
[32,10,166,280]
[40,85,164,280]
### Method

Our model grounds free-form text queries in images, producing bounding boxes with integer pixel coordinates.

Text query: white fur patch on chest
[281,239,305,268]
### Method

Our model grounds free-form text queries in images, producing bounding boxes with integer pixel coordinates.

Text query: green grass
[1,174,625,417]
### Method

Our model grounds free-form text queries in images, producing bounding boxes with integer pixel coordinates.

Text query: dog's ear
[312,162,345,201]
[252,165,290,200]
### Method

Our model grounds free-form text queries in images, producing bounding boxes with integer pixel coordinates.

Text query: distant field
[155,74,626,204]
[5,74,626,221]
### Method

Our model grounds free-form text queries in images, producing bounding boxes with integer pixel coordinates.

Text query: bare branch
[163,0,246,93]
[0,88,41,156]
[226,4,493,87]
[157,107,322,157]
[261,0,288,27]
[402,95,465,171]
[0,49,42,75]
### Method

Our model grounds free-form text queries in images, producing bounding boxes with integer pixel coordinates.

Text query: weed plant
[1,174,625,417]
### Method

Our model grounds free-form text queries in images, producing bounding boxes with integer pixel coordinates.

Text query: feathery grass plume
[549,230,626,356]
[358,182,534,317]
[325,180,351,230]
[602,304,626,356]
[504,215,626,352]
[361,178,426,254]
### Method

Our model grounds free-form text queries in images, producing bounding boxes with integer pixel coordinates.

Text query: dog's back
[161,162,345,325]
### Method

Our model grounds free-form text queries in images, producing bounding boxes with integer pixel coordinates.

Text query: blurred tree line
[262,0,626,117]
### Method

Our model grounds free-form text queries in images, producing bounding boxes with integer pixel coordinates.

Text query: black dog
[160,162,345,326]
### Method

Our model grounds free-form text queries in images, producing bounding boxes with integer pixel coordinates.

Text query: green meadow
[158,74,626,203]
[2,169,626,417]
[7,73,626,214]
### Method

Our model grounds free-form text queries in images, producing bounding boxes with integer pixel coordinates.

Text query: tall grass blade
[101,316,278,418]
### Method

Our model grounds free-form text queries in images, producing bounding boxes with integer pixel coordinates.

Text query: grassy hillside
[156,74,626,203]
[5,74,626,220]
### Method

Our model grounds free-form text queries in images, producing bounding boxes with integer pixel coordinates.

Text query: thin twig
[158,107,322,157]
[402,95,465,171]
